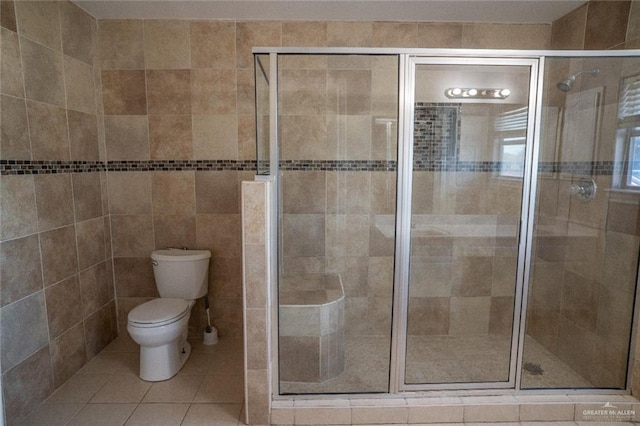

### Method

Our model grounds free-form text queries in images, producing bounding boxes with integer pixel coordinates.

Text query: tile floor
[14,335,245,426]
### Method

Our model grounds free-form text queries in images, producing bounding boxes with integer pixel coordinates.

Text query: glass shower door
[401,59,537,389]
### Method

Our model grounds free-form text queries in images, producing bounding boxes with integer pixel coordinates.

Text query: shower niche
[255,51,640,395]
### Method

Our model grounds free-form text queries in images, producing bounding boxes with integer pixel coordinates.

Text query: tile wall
[0,1,116,422]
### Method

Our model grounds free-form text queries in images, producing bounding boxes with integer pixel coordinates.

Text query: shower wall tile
[102,70,147,115]
[584,0,631,49]
[603,231,640,295]
[147,69,191,114]
[0,174,37,241]
[607,199,640,235]
[190,68,237,115]
[326,115,373,160]
[373,22,418,47]
[144,20,191,69]
[280,69,327,115]
[1,28,24,98]
[327,70,372,115]
[1,95,30,160]
[50,323,87,388]
[280,115,328,160]
[449,296,491,335]
[416,23,463,48]
[191,21,236,69]
[45,276,83,339]
[407,297,450,335]
[1,0,17,32]
[0,235,43,307]
[2,346,54,421]
[28,173,64,227]
[236,68,255,115]
[551,4,588,49]
[60,1,94,65]
[282,21,327,47]
[98,20,144,70]
[27,101,70,161]
[39,225,78,286]
[14,1,61,50]
[325,214,370,258]
[489,296,514,335]
[104,115,150,160]
[153,214,197,250]
[68,110,100,161]
[282,171,326,214]
[64,56,96,114]
[84,302,117,358]
[20,38,65,106]
[107,171,153,214]
[1,291,49,373]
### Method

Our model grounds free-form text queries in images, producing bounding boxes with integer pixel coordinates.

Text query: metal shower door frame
[390,54,542,393]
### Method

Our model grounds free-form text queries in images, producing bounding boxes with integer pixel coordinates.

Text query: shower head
[557,68,600,92]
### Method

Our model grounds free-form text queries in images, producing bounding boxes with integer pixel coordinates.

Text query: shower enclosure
[254,49,640,395]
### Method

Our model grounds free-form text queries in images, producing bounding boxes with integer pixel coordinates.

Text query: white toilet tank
[151,249,211,299]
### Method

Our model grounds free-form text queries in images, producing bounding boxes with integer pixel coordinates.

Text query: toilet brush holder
[203,327,218,345]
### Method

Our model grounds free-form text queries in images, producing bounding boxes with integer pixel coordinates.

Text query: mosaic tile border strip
[0,160,258,175]
[0,159,622,175]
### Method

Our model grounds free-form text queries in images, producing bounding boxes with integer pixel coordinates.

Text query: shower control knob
[570,178,597,202]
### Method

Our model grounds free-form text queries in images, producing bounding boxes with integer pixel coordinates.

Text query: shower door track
[255,47,640,397]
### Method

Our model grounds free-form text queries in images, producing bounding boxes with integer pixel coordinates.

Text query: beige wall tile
[373,22,418,47]
[108,171,153,214]
[104,115,149,160]
[15,1,61,50]
[34,173,75,232]
[282,171,326,214]
[72,172,103,222]
[236,68,255,116]
[1,95,30,160]
[149,114,193,159]
[144,20,191,69]
[417,23,463,48]
[146,69,191,114]
[1,28,24,97]
[0,175,37,241]
[327,21,373,47]
[1,346,53,420]
[192,114,238,160]
[102,70,147,115]
[76,218,107,270]
[60,2,95,65]
[113,257,157,298]
[21,37,65,106]
[50,324,87,388]
[0,234,42,307]
[585,0,631,49]
[196,214,242,258]
[40,225,78,286]
[191,68,237,114]
[462,23,551,49]
[244,244,267,309]
[27,100,70,161]
[280,69,327,115]
[84,302,117,357]
[152,171,196,215]
[282,21,327,47]
[68,110,100,161]
[79,261,113,318]
[153,214,197,250]
[110,215,155,257]
[196,171,240,214]
[45,276,83,339]
[449,296,491,335]
[64,56,96,114]
[551,3,587,49]
[98,20,144,70]
[191,21,236,69]
[1,0,17,32]
[236,21,281,69]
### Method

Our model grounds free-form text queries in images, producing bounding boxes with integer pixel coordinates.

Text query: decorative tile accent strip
[0,159,622,175]
[414,102,461,164]
[0,160,258,175]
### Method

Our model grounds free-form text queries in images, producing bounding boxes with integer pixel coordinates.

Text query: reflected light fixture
[445,87,511,99]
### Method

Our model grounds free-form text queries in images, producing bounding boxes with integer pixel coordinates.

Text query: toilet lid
[128,298,190,328]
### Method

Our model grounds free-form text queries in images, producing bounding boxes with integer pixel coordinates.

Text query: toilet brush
[203,296,218,345]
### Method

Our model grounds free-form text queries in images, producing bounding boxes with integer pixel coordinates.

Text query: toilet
[127,248,211,381]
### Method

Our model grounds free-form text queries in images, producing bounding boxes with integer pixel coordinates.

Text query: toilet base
[139,337,191,382]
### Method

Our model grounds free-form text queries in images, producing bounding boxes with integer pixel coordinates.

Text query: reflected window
[617,75,640,189]
[495,107,528,178]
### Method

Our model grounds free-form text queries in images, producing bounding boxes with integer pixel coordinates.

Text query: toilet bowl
[127,249,211,381]
[127,298,194,381]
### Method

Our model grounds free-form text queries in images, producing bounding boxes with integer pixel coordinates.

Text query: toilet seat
[128,298,190,328]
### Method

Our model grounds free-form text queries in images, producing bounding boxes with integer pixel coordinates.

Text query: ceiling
[74,0,587,23]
